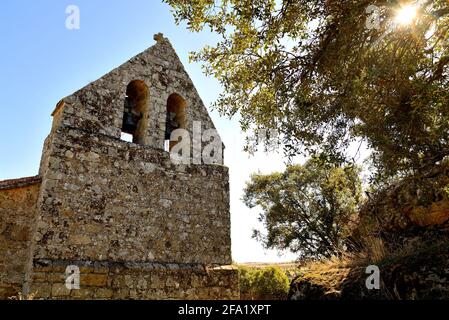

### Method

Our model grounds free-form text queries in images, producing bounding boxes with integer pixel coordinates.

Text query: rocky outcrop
[356,161,449,236]
[289,241,449,300]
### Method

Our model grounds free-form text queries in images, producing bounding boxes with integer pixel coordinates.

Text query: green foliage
[165,0,449,180]
[243,157,363,259]
[238,266,257,297]
[239,266,290,300]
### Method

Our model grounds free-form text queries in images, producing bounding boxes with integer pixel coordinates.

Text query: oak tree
[166,0,449,179]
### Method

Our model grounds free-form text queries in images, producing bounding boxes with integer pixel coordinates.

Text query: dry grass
[346,218,425,266]
[295,230,449,299]
[8,292,36,300]
[297,255,353,294]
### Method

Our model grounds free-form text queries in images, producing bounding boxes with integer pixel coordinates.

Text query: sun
[395,4,418,25]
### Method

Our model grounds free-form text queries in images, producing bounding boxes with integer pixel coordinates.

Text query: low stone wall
[0,178,41,299]
[30,259,239,300]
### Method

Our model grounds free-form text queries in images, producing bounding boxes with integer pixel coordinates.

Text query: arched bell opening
[165,93,187,151]
[121,80,150,144]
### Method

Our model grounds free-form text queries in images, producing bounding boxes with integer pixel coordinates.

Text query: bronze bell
[122,98,142,134]
[165,111,179,139]
[122,110,139,134]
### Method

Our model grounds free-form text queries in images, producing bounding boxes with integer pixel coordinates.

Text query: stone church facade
[0,34,239,299]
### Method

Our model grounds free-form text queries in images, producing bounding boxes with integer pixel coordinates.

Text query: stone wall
[24,122,237,298]
[30,259,239,300]
[33,126,231,265]
[0,178,40,298]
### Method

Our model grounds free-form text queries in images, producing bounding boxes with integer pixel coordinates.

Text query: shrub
[239,266,290,300]
[239,266,256,298]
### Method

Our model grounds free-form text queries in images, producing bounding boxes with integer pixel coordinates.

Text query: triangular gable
[52,33,223,151]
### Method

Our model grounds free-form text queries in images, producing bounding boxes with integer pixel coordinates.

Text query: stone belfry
[0,34,238,299]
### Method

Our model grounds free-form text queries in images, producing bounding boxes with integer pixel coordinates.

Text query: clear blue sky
[0,0,296,262]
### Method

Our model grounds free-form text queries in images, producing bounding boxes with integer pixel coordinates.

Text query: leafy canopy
[243,158,363,259]
[165,0,449,179]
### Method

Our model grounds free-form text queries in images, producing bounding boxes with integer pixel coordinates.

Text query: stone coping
[34,259,238,272]
[0,175,41,191]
